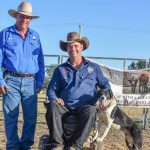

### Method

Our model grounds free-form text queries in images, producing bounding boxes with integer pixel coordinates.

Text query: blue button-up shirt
[47,58,111,109]
[0,25,45,88]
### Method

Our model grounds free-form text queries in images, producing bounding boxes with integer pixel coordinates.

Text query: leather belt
[7,71,34,77]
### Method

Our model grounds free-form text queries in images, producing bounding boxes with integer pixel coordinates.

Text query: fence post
[61,55,63,64]
[58,55,61,64]
[143,108,149,129]
[123,59,126,70]
[142,59,149,129]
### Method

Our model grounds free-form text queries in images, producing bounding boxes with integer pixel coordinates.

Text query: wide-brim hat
[59,32,89,52]
[8,1,39,19]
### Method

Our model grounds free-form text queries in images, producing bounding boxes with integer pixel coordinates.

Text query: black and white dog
[96,89,143,150]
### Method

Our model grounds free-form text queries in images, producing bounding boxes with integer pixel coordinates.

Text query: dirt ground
[0,110,150,150]
[0,108,150,150]
[1,122,150,150]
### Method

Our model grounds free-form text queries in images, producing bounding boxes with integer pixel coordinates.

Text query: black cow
[128,74,138,93]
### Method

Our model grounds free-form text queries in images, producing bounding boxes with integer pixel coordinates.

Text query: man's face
[67,42,83,58]
[16,13,31,31]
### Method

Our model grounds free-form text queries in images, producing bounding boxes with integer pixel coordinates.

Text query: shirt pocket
[4,39,17,57]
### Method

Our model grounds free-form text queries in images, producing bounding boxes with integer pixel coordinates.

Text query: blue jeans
[3,75,37,150]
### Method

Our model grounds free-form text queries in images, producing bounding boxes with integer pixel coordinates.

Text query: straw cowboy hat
[8,1,39,19]
[59,32,89,52]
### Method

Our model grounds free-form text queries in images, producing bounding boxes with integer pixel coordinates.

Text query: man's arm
[47,67,61,101]
[35,43,45,90]
[96,64,112,90]
[0,31,8,94]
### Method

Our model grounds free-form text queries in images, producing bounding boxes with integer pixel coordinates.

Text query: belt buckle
[14,72,33,77]
[25,74,30,77]
[20,73,32,77]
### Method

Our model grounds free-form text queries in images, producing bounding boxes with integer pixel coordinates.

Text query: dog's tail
[125,123,143,150]
[132,124,143,150]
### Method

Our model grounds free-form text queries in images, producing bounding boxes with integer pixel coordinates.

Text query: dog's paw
[97,137,104,143]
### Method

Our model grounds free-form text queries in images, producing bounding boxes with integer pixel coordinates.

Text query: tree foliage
[44,64,58,88]
[128,60,147,70]
[46,64,57,79]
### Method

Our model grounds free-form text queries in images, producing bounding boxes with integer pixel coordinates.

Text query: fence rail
[0,54,149,128]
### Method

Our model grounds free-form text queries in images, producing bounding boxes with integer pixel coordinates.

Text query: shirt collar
[66,56,90,66]
[10,24,32,36]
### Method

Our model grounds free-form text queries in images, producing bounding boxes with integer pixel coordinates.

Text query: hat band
[18,10,32,15]
[68,39,81,42]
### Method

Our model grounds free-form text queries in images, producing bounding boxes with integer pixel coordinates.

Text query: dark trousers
[45,101,97,150]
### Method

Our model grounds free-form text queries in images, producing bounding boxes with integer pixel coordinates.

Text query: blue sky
[0,0,150,68]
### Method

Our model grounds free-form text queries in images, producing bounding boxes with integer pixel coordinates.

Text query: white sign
[99,64,150,108]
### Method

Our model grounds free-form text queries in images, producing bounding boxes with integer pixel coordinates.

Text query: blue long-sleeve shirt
[0,25,45,88]
[47,58,112,109]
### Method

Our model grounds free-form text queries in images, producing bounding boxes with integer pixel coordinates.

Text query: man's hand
[56,98,64,105]
[0,85,8,94]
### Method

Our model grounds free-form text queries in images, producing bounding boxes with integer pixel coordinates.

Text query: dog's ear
[96,87,101,95]
[105,89,113,100]
[96,89,103,102]
[108,90,113,100]
[96,88,103,97]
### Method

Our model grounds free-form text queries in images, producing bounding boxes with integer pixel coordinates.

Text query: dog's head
[97,89,113,101]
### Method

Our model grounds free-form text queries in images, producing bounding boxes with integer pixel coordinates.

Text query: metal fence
[0,54,149,128]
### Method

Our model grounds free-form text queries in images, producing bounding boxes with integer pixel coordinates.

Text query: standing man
[0,2,45,150]
[46,32,113,150]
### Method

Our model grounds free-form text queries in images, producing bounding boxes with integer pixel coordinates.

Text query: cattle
[139,73,149,93]
[128,74,138,93]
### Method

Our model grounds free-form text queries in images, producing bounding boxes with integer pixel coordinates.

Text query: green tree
[44,64,57,88]
[128,60,147,70]
[46,64,57,78]
[128,62,136,70]
[136,60,146,69]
